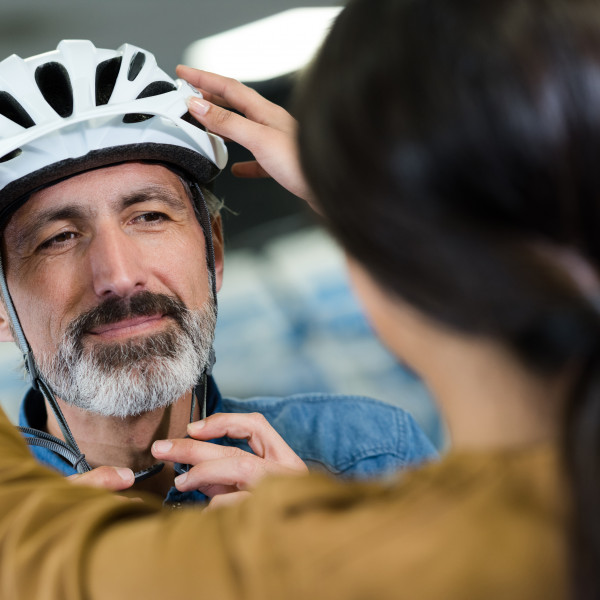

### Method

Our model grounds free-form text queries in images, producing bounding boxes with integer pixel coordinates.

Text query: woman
[180,0,598,595]
[0,0,595,597]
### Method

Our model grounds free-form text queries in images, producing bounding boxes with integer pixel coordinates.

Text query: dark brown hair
[296,0,600,596]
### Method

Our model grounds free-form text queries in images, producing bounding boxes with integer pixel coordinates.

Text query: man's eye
[134,212,168,224]
[38,231,78,250]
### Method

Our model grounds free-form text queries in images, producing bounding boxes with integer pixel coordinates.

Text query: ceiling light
[182,7,343,82]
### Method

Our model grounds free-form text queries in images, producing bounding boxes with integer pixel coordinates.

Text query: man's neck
[45,391,198,498]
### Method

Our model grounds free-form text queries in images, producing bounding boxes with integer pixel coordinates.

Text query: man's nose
[88,228,148,298]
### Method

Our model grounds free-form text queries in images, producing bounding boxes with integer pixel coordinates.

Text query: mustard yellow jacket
[0,406,567,599]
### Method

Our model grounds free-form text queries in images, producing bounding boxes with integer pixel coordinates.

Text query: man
[0,40,435,505]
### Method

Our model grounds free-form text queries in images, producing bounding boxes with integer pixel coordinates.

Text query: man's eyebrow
[14,205,89,253]
[119,185,189,213]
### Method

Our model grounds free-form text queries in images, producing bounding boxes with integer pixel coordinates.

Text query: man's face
[0,162,224,416]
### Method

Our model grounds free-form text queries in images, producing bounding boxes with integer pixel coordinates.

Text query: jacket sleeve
[0,404,296,599]
[0,405,163,598]
[0,404,565,600]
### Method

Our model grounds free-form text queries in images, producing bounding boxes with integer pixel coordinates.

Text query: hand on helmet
[152,412,308,509]
[176,66,316,209]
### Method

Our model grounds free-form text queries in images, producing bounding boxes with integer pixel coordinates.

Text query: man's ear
[211,215,225,293]
[0,299,15,342]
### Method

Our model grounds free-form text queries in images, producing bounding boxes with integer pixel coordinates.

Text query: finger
[152,437,250,465]
[186,96,282,155]
[187,413,307,469]
[192,89,232,110]
[173,454,298,493]
[212,133,233,143]
[177,67,254,114]
[231,161,270,179]
[206,491,252,511]
[68,466,135,491]
[174,455,264,492]
[177,66,294,131]
[196,483,236,498]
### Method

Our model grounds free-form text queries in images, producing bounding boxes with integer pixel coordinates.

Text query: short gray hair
[200,185,224,217]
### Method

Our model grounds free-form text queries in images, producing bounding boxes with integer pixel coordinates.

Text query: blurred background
[0,0,444,448]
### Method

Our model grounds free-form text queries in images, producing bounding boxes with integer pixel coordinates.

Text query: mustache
[66,292,189,342]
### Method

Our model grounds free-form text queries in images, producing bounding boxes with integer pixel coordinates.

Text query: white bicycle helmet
[0,39,227,222]
[0,40,227,479]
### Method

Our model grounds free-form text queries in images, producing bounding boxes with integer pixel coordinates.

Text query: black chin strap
[19,374,93,475]
[174,371,209,477]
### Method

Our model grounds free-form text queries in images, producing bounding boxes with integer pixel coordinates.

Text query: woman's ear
[0,301,15,342]
[211,215,225,293]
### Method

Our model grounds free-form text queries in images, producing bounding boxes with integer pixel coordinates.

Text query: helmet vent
[128,52,146,81]
[181,111,206,131]
[122,113,154,124]
[35,62,73,118]
[137,81,177,99]
[0,92,35,129]
[95,57,123,106]
[122,81,177,124]
[0,148,22,163]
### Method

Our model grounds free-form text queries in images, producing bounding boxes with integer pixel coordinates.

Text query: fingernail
[117,468,134,482]
[153,440,173,454]
[188,420,205,433]
[174,472,187,486]
[187,96,210,115]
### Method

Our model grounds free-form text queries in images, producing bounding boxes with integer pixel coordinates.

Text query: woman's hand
[152,412,308,510]
[68,466,134,491]
[176,66,316,208]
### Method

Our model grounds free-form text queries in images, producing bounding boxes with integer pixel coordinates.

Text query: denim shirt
[19,376,437,506]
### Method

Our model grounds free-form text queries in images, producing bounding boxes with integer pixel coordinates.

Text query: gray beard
[36,295,216,418]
